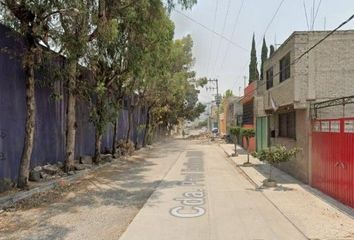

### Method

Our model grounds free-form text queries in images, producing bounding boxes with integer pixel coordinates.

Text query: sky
[170,0,354,103]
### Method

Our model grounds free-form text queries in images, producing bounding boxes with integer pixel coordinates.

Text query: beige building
[256,30,354,183]
[224,96,243,132]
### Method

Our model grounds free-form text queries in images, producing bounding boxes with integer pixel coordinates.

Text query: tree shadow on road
[0,141,185,240]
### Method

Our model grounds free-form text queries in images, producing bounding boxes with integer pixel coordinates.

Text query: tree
[241,128,255,165]
[1,0,58,188]
[255,145,298,185]
[148,35,206,138]
[224,89,233,97]
[166,0,198,11]
[269,45,275,57]
[249,34,259,84]
[54,0,91,171]
[260,37,268,80]
[229,127,241,156]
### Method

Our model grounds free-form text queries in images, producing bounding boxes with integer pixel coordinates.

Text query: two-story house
[256,30,354,184]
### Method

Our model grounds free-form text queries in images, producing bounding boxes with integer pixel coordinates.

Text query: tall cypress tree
[260,37,268,80]
[249,34,259,84]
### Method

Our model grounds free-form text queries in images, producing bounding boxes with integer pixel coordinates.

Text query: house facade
[256,30,354,184]
[241,82,256,152]
[224,96,243,132]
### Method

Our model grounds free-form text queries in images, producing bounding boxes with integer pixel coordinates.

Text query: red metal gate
[312,118,354,208]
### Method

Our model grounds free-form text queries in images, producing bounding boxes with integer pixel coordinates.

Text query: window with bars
[266,67,274,90]
[278,111,296,139]
[279,53,291,82]
[242,101,254,125]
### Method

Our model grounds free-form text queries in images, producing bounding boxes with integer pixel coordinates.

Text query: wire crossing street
[119,142,307,240]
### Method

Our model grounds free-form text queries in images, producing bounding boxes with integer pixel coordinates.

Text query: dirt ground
[0,140,184,240]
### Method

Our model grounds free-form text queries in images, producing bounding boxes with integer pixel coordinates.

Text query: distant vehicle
[211,128,219,134]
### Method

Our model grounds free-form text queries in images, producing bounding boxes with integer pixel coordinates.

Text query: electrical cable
[219,0,245,73]
[206,0,219,76]
[173,9,247,51]
[233,0,287,94]
[212,0,232,76]
[237,13,354,102]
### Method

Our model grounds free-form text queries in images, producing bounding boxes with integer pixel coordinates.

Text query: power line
[234,0,285,97]
[212,0,232,76]
[303,1,310,30]
[233,0,287,93]
[219,0,246,72]
[313,0,322,30]
[239,13,354,101]
[206,0,219,76]
[173,9,247,51]
[260,0,286,41]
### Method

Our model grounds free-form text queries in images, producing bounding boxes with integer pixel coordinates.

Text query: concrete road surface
[119,142,307,240]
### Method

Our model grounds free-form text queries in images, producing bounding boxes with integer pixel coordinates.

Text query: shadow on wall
[0,24,147,182]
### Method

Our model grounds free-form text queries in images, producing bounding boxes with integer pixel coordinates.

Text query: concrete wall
[269,109,310,183]
[256,30,354,183]
[260,35,295,110]
[259,30,354,112]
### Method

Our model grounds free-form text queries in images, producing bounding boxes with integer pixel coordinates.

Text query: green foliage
[249,34,259,83]
[241,128,255,140]
[260,37,268,80]
[197,119,208,128]
[229,127,241,137]
[256,145,298,165]
[224,89,233,97]
[255,145,299,180]
[166,0,198,12]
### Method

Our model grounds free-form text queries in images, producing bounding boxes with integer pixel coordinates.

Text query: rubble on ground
[117,140,135,156]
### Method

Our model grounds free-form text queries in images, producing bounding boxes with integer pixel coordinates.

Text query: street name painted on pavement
[170,151,207,218]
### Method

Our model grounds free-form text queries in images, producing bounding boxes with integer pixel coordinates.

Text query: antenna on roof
[303,1,310,30]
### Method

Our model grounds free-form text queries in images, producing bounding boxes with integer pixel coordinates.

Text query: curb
[0,158,121,210]
[218,144,354,219]
[218,144,261,188]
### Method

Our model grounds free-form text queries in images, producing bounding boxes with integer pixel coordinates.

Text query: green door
[256,117,268,151]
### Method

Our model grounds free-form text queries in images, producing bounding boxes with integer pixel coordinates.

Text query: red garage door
[312,118,354,209]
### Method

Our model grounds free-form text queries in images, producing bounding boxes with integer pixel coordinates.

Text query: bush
[255,145,299,181]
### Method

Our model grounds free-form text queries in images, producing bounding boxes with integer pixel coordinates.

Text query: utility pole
[207,79,220,130]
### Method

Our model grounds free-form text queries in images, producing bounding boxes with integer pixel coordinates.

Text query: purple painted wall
[0,24,147,181]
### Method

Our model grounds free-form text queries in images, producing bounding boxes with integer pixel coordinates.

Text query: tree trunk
[112,118,118,155]
[246,138,250,163]
[18,51,36,188]
[94,131,102,164]
[65,61,77,172]
[126,106,133,143]
[142,109,150,147]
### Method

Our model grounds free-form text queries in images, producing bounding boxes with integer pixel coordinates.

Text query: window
[280,53,291,82]
[330,121,340,133]
[321,121,330,132]
[266,67,274,90]
[242,101,254,125]
[344,120,354,133]
[278,111,296,139]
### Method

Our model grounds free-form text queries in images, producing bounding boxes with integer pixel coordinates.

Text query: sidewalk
[219,143,354,240]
